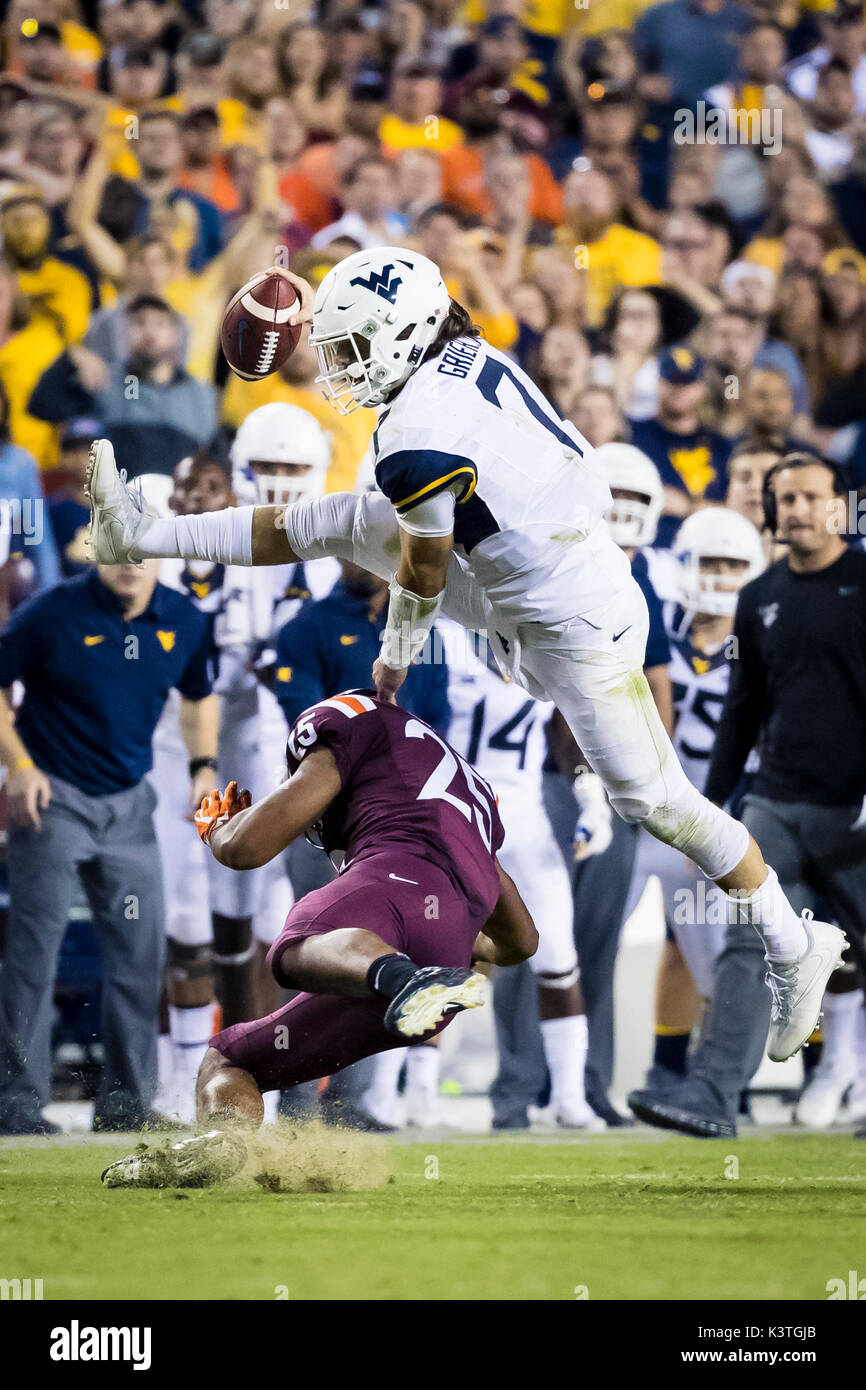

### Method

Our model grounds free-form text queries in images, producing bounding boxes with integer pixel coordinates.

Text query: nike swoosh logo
[613,627,632,642]
[389,873,419,884]
[340,635,360,645]
[84,635,105,646]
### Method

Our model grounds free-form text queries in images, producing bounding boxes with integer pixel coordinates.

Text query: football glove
[195,780,251,845]
[573,769,613,862]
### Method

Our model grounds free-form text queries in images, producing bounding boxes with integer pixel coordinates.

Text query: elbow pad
[380,579,443,670]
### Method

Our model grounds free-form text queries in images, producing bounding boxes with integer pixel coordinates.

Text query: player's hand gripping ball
[195,781,252,845]
[220,268,310,381]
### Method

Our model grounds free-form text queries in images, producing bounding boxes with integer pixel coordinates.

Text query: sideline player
[626,508,766,1102]
[86,249,846,1064]
[102,691,538,1187]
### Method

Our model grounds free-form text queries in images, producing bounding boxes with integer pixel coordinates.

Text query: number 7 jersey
[371,336,613,629]
[285,691,505,921]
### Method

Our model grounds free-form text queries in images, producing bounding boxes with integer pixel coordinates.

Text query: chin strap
[379,579,443,669]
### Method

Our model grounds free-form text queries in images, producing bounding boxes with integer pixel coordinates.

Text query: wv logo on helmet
[350,265,403,304]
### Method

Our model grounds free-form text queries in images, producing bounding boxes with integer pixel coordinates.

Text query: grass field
[2,1127,865,1301]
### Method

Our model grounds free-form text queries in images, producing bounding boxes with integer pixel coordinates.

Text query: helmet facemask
[607,487,661,549]
[245,459,325,508]
[680,555,751,618]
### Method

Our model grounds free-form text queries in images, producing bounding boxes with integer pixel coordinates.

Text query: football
[220,270,302,382]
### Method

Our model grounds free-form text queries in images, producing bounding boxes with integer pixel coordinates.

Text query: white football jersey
[372,337,612,628]
[666,607,733,793]
[438,619,554,814]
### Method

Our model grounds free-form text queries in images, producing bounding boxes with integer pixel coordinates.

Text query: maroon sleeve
[285,694,379,785]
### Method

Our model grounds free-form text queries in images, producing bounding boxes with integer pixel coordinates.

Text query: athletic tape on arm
[380,579,443,670]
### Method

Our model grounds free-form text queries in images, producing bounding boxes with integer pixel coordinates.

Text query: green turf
[2,1130,864,1300]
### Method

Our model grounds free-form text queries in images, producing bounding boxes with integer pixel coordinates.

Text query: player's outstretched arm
[196,750,342,869]
[472,862,539,968]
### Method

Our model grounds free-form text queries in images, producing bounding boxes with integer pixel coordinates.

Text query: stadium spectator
[99,109,223,270]
[1,183,91,344]
[28,293,217,478]
[559,165,661,326]
[380,64,463,154]
[0,558,217,1135]
[629,345,731,545]
[312,154,404,249]
[0,260,65,472]
[633,0,751,108]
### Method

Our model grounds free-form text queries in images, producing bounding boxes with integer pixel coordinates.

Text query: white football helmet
[135,472,175,519]
[230,403,330,506]
[309,247,451,414]
[674,507,765,617]
[597,442,664,548]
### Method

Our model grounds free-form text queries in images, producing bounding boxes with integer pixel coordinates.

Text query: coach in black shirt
[631,453,866,1137]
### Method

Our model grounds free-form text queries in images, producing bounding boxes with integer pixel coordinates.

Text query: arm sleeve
[174,612,214,701]
[704,594,765,807]
[274,611,327,728]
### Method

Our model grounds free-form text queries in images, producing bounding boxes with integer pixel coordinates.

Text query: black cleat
[628,1089,737,1139]
[383,967,486,1039]
[586,1090,634,1128]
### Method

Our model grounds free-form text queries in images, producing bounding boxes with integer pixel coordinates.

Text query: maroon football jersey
[286,690,505,920]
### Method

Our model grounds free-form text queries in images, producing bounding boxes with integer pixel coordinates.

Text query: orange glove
[195,780,252,845]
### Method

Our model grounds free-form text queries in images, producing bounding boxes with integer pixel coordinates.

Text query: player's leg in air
[87,250,846,1066]
[102,698,538,1187]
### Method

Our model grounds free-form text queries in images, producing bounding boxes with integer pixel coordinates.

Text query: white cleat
[554,1100,606,1132]
[795,1069,853,1129]
[85,438,157,564]
[766,917,848,1063]
[101,1129,246,1189]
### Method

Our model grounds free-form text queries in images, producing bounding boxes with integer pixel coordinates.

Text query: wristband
[189,756,218,778]
[12,756,34,772]
[379,580,443,670]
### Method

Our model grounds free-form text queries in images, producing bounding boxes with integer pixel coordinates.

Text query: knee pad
[533,965,580,990]
[167,939,213,987]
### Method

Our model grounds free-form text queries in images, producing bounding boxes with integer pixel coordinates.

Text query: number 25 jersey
[285,691,505,921]
[371,336,614,629]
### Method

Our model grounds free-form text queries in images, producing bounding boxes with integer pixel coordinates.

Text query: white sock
[132,505,255,565]
[540,1014,588,1113]
[361,1048,407,1126]
[405,1045,440,1124]
[156,1031,173,1093]
[168,1003,214,1083]
[731,867,809,961]
[820,989,863,1074]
